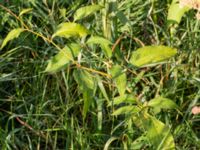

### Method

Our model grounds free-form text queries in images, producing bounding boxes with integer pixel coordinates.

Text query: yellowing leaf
[74,5,103,21]
[87,36,112,58]
[132,112,175,150]
[147,116,175,150]
[110,65,126,96]
[45,43,81,73]
[130,45,177,67]
[167,0,190,24]
[19,8,33,16]
[1,28,24,49]
[52,22,89,39]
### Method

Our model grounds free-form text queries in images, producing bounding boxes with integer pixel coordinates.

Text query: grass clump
[0,0,200,149]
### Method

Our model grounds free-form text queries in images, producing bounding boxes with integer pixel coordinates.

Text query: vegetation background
[0,0,199,149]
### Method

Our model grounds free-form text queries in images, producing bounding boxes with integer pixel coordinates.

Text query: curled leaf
[74,5,103,21]
[1,28,24,49]
[167,0,190,24]
[52,22,89,39]
[19,8,33,16]
[112,106,140,116]
[87,36,112,58]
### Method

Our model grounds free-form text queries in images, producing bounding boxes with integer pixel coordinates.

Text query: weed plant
[0,0,200,149]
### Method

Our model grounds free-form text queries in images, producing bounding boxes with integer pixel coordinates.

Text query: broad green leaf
[146,116,175,150]
[112,106,140,116]
[73,69,96,91]
[132,112,175,150]
[52,22,89,39]
[130,45,177,67]
[87,36,112,58]
[148,97,179,114]
[74,5,103,21]
[108,94,136,106]
[73,69,96,119]
[167,0,190,24]
[110,65,126,96]
[19,8,33,16]
[1,28,24,49]
[45,43,81,73]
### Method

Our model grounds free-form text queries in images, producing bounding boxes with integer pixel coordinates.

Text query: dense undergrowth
[0,0,200,149]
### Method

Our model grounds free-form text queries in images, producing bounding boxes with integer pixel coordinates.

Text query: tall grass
[0,0,200,149]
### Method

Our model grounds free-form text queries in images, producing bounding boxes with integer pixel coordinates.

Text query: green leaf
[130,45,177,67]
[167,0,190,24]
[74,5,103,21]
[110,65,126,96]
[131,134,148,149]
[148,97,179,114]
[112,106,140,116]
[116,11,129,25]
[146,116,175,150]
[73,69,96,119]
[104,137,119,150]
[45,43,81,73]
[108,94,136,106]
[52,22,89,39]
[87,36,112,58]
[1,28,24,49]
[97,76,109,102]
[132,112,175,150]
[19,8,33,16]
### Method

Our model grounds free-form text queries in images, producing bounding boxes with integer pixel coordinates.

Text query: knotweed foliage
[0,0,199,149]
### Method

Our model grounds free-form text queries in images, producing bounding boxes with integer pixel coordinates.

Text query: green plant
[0,0,199,149]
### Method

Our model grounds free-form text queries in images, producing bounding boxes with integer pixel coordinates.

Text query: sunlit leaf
[1,28,24,49]
[146,116,175,150]
[108,94,136,106]
[74,5,103,21]
[59,8,66,18]
[130,45,177,67]
[73,69,96,119]
[112,106,140,116]
[110,65,126,96]
[148,97,179,114]
[167,0,190,24]
[52,22,89,38]
[132,112,175,150]
[45,43,81,73]
[19,8,33,16]
[87,36,112,58]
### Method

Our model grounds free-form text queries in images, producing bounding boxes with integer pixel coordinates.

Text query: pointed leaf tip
[1,28,24,49]
[45,43,81,73]
[52,22,89,39]
[74,5,103,21]
[130,45,177,67]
